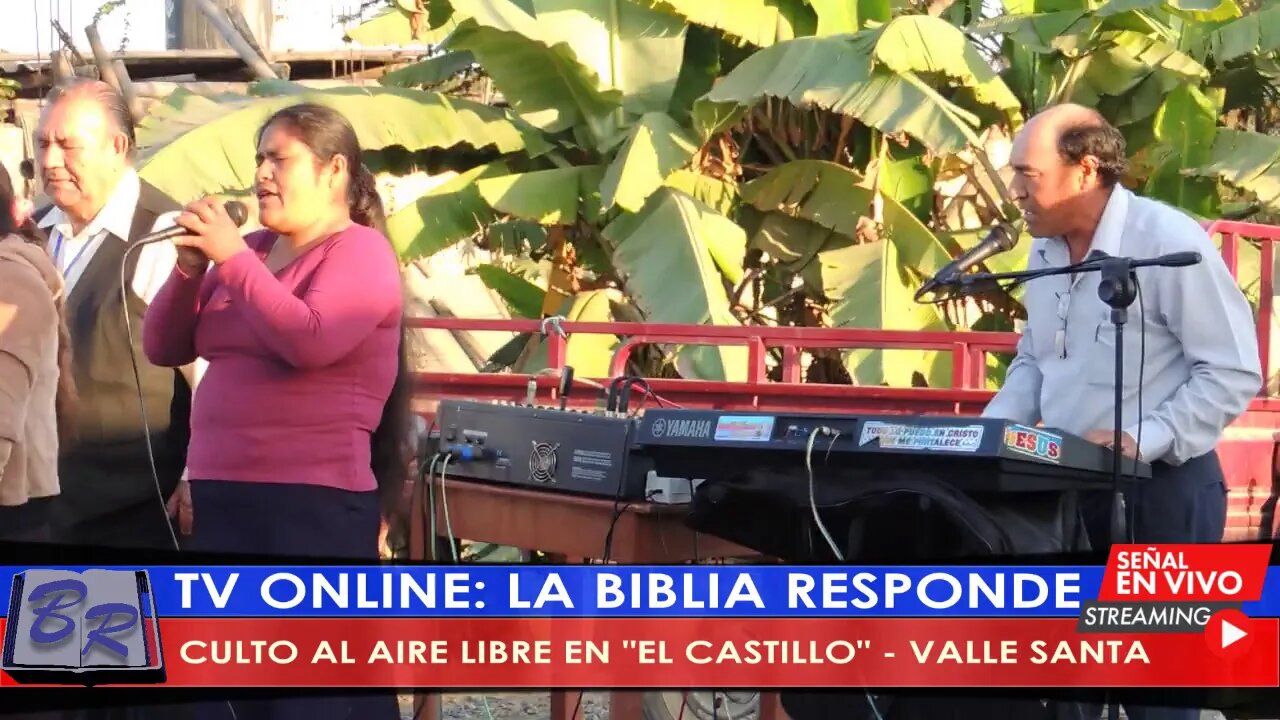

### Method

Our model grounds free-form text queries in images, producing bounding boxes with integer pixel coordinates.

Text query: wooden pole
[128,78,381,98]
[51,50,74,86]
[112,60,145,125]
[190,0,279,80]
[225,5,272,65]
[84,24,145,126]
[84,25,123,92]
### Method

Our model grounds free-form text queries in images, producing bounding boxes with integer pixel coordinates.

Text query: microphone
[133,200,249,246]
[916,221,1022,299]
[938,221,1022,282]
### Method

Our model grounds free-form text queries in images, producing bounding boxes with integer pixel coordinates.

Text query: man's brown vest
[34,179,190,528]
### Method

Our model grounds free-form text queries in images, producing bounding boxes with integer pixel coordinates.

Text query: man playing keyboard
[981,102,1261,552]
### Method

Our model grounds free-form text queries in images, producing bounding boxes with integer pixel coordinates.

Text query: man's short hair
[1056,120,1127,187]
[44,78,137,155]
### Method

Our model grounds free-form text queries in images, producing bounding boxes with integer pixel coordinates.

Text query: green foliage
[136,83,548,203]
[133,0,1280,390]
[694,16,1022,156]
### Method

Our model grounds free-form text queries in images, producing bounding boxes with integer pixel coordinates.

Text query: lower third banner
[2,617,1275,688]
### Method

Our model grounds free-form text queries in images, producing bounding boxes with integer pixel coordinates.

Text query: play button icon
[1206,608,1253,658]
[1223,619,1246,648]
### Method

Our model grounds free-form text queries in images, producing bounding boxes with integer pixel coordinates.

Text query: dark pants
[186,479,400,720]
[0,496,55,544]
[51,498,180,551]
[1081,448,1227,720]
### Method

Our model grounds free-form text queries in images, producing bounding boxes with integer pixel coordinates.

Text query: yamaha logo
[651,417,712,439]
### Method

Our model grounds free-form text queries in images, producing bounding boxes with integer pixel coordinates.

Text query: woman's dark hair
[0,166,77,446]
[0,169,40,240]
[256,103,412,522]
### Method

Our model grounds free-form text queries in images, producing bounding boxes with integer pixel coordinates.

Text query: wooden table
[405,476,787,720]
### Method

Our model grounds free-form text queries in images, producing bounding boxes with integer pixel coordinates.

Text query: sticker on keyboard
[858,421,984,452]
[1004,424,1063,463]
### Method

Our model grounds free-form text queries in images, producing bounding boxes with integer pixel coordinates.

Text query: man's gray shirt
[982,186,1262,465]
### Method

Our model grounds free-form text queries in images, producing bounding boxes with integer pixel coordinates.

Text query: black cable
[601,499,634,563]
[119,242,182,553]
[606,376,628,411]
[636,384,664,410]
[616,377,651,415]
[692,527,698,563]
[603,381,642,560]
[1132,276,1145,545]
[605,375,649,415]
[120,247,237,720]
[412,447,434,561]
[602,492,659,564]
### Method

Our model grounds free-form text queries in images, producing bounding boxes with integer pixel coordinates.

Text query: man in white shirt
[983,104,1261,720]
[32,78,199,552]
[984,103,1261,550]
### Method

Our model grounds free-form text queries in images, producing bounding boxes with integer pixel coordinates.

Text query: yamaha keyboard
[633,409,1150,493]
[636,410,1143,562]
[428,400,1148,502]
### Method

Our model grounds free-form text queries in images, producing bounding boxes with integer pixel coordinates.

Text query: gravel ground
[395,694,1236,720]
[400,692,612,720]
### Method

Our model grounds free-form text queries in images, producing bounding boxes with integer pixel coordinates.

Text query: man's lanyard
[50,227,95,278]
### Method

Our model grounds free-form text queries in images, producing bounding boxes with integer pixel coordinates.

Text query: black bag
[685,467,1087,563]
[684,467,1092,720]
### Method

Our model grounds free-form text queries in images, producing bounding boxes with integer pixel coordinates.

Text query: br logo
[2,569,167,686]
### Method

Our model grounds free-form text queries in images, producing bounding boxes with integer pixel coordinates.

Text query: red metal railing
[407,319,1017,415]
[408,220,1280,412]
[1205,220,1278,392]
[407,318,1016,386]
[404,220,1280,540]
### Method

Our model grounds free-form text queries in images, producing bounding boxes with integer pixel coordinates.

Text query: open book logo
[2,569,166,686]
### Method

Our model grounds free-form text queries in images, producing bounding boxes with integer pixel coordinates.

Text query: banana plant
[341,0,1029,386]
[129,0,1280,390]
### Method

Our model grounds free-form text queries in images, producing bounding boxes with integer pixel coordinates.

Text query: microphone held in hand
[133,200,249,246]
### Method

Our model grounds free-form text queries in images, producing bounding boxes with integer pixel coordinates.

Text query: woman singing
[0,167,75,544]
[142,103,409,719]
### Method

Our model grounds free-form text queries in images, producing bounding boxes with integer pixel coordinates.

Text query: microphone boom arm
[914,251,1202,304]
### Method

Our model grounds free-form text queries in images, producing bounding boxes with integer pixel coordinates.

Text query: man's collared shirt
[35,167,208,387]
[36,168,178,303]
[982,185,1263,465]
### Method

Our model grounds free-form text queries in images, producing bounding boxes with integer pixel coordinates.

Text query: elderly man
[32,78,195,551]
[983,104,1261,716]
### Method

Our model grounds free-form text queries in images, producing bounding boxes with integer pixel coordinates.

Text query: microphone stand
[929,250,1198,720]
[1096,256,1137,548]
[924,250,1201,547]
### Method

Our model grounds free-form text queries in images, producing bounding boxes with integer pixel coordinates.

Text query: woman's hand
[166,476,193,536]
[172,196,250,266]
[174,244,210,277]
